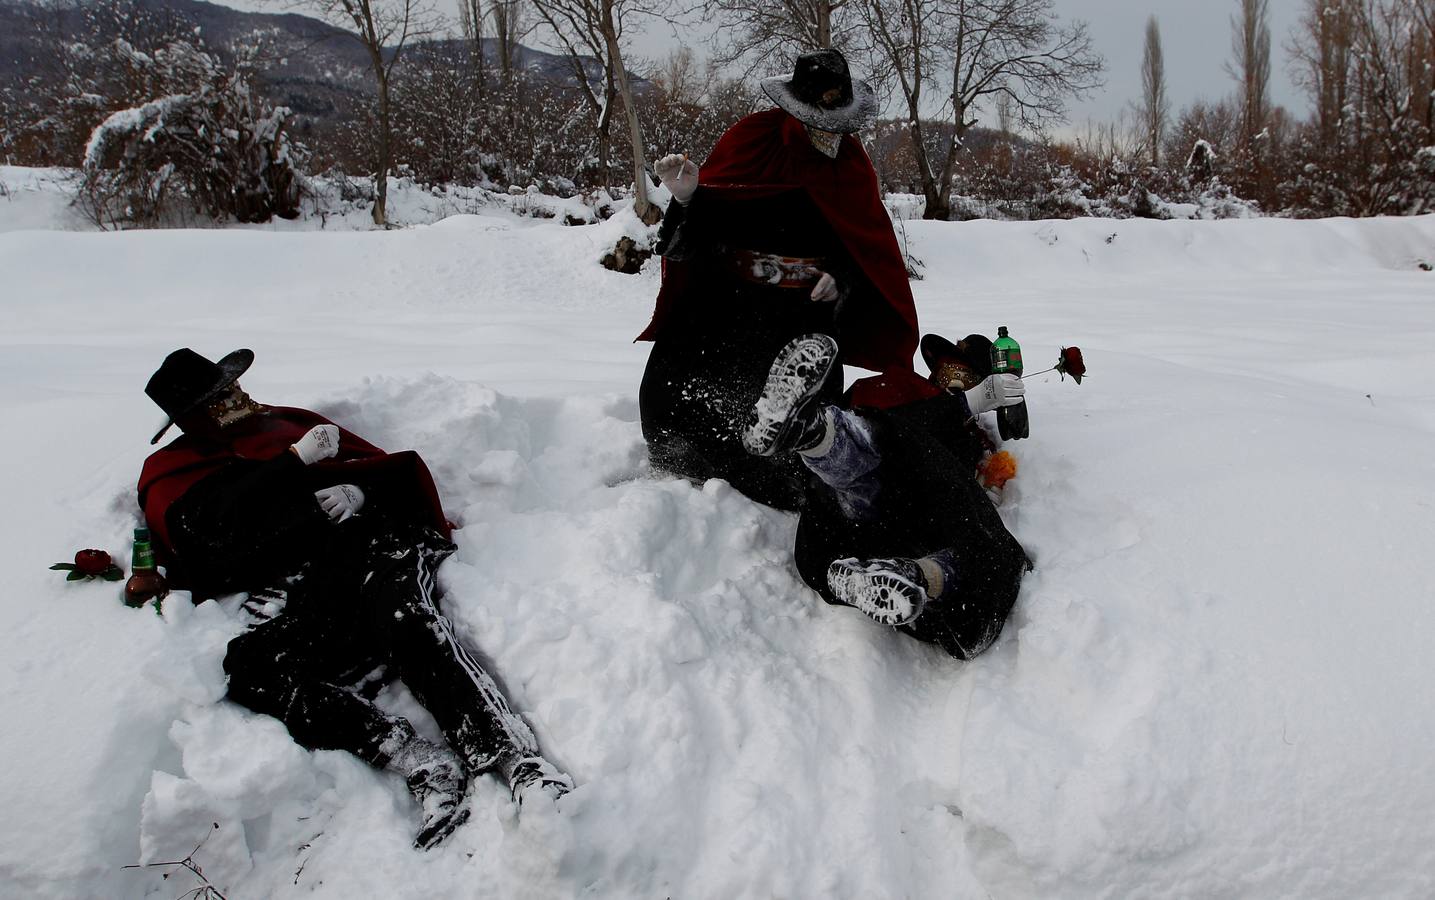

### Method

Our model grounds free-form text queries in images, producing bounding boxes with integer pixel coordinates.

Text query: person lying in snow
[744,333,1032,660]
[636,47,1029,658]
[136,348,570,849]
[637,48,921,512]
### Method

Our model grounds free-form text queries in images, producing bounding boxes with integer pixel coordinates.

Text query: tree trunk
[597,83,615,190]
[900,91,942,220]
[602,1,657,223]
[931,118,965,221]
[907,115,956,221]
[371,59,391,227]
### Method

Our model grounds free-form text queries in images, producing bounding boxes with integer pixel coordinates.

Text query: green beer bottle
[124,526,169,608]
[991,326,1030,440]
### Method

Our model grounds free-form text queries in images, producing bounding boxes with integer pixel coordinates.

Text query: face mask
[806,125,842,159]
[207,384,261,427]
[934,361,982,392]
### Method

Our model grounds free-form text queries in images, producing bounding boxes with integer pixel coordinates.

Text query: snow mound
[2,208,1434,897]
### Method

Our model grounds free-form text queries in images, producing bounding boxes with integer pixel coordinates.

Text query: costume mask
[933,360,983,392]
[207,384,262,427]
[805,125,841,159]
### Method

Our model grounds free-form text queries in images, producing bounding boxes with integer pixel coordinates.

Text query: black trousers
[169,459,537,775]
[639,277,841,512]
[793,401,1030,660]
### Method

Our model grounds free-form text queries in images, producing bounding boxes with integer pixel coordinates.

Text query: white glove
[315,484,365,522]
[654,152,698,205]
[965,374,1025,415]
[811,271,839,302]
[291,424,339,465]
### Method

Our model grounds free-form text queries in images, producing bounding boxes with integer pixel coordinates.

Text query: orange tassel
[979,450,1018,489]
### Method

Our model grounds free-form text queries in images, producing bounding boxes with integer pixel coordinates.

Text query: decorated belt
[730,249,825,288]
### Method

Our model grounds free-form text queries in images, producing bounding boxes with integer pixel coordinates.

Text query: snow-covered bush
[80,41,306,227]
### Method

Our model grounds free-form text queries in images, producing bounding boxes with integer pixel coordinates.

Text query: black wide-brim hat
[761,49,877,134]
[145,347,254,444]
[920,333,994,379]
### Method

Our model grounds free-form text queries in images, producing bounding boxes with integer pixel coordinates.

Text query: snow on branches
[80,40,306,227]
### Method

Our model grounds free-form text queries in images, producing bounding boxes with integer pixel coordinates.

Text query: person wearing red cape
[137,348,570,849]
[638,50,1029,659]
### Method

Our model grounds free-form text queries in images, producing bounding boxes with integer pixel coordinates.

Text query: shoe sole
[743,334,839,457]
[827,559,927,626]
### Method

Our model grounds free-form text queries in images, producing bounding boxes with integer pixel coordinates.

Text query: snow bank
[0,166,91,232]
[2,209,1434,898]
[0,165,635,234]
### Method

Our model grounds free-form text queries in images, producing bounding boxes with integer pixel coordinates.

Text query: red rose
[74,549,112,576]
[1058,347,1086,384]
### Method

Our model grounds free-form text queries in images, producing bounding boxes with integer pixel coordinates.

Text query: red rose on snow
[1058,346,1086,384]
[52,548,123,582]
[74,549,113,576]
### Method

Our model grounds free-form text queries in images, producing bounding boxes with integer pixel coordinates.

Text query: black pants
[793,402,1030,659]
[170,459,536,775]
[639,279,840,512]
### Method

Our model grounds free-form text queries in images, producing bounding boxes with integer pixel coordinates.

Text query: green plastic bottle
[124,527,169,608]
[991,326,1029,440]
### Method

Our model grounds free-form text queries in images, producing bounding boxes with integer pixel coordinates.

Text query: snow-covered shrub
[1186,139,1216,185]
[80,41,306,227]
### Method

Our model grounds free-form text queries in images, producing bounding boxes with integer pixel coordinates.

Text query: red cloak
[636,108,921,376]
[137,407,450,555]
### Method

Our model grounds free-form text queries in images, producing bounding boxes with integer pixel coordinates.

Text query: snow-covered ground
[2,174,1434,898]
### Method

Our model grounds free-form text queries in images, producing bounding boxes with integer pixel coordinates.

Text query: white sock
[797,407,836,458]
[916,557,944,598]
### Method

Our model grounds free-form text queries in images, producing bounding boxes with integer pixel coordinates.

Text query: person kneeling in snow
[744,334,1032,660]
[136,348,570,849]
[636,49,920,512]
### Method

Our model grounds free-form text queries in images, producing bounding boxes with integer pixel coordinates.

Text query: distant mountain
[0,0,637,134]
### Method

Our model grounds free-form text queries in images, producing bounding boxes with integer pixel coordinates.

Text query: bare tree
[1226,0,1271,152]
[995,90,1015,136]
[1138,14,1168,166]
[1286,0,1434,215]
[1288,0,1355,145]
[858,0,1104,219]
[703,0,853,72]
[491,0,526,84]
[291,0,433,225]
[1346,0,1435,211]
[529,0,657,221]
[652,46,704,106]
[458,0,487,92]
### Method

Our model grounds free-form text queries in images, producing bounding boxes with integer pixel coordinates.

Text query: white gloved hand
[965,373,1026,415]
[315,484,365,522]
[654,152,698,205]
[291,424,340,465]
[811,271,839,302]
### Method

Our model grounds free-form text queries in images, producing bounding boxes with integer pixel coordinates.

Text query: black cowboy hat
[761,49,877,134]
[145,347,254,444]
[920,333,994,380]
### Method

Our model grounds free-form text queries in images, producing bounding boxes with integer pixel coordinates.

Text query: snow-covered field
[2,175,1434,898]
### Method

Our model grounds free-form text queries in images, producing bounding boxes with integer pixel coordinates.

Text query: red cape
[636,108,920,375]
[137,407,450,555]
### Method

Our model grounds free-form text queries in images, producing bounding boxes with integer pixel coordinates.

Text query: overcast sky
[627,0,1308,134]
[1042,0,1304,131]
